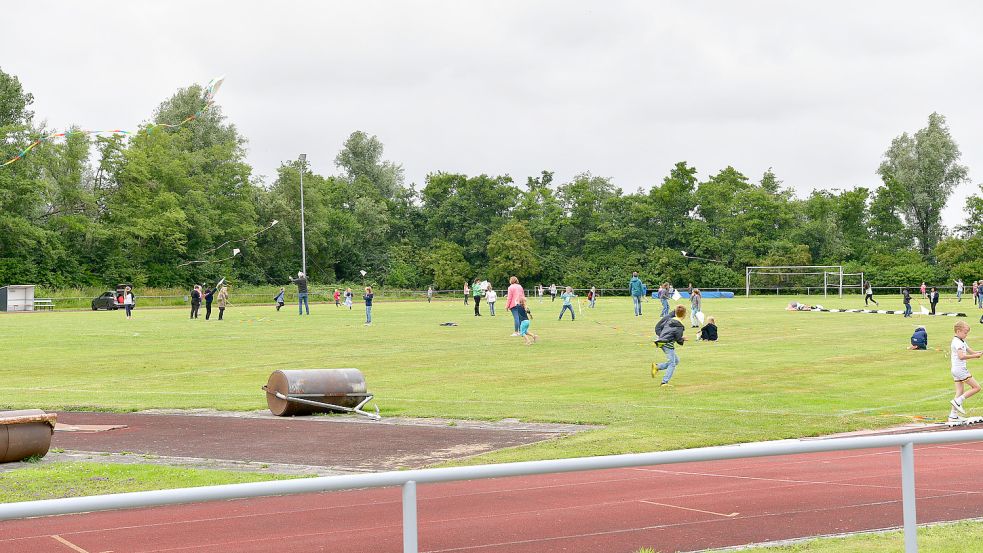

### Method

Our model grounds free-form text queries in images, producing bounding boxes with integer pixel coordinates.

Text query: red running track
[2,441,983,553]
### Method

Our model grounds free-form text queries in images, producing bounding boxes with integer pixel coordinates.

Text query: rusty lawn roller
[263,369,380,420]
[0,409,57,463]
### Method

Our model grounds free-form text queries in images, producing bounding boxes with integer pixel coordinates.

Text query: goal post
[745,265,845,297]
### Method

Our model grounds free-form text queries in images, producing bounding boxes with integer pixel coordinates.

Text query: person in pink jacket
[506,275,527,336]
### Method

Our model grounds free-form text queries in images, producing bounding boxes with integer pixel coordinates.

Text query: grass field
[704,519,983,552]
[0,462,294,502]
[1,294,976,463]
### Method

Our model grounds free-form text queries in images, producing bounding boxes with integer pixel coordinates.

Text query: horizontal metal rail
[3,430,982,552]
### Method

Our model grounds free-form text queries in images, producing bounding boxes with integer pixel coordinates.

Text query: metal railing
[3,430,982,552]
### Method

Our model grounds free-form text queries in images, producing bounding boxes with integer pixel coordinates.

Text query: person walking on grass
[123,286,135,320]
[652,305,687,387]
[690,288,702,328]
[464,281,470,305]
[427,286,434,304]
[549,283,557,302]
[333,289,341,307]
[363,286,374,326]
[659,283,671,318]
[344,287,353,309]
[506,276,526,336]
[629,272,644,316]
[217,286,229,321]
[204,286,215,320]
[863,282,878,306]
[920,281,927,299]
[486,285,497,316]
[956,279,964,302]
[930,287,940,315]
[588,286,597,308]
[190,285,202,319]
[903,288,912,318]
[517,298,538,345]
[558,286,576,320]
[473,277,483,316]
[289,271,309,315]
[274,287,285,311]
[949,321,983,421]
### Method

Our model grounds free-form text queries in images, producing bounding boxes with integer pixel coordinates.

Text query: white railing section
[3,430,983,552]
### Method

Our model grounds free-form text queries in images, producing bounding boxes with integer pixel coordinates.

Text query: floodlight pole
[299,154,308,278]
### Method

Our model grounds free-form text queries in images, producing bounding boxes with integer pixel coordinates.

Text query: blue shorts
[519,320,531,336]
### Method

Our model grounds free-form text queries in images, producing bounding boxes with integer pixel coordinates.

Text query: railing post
[901,442,917,552]
[403,480,418,553]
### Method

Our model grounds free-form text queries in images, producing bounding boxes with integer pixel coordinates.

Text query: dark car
[91,285,134,311]
[91,291,120,311]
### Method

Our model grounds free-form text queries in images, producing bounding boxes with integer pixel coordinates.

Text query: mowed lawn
[0,294,974,463]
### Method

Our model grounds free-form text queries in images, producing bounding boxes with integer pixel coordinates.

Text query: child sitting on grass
[699,316,718,341]
[908,326,927,350]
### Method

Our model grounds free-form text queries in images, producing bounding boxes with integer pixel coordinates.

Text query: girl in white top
[950,321,983,419]
[123,286,134,319]
[486,287,497,316]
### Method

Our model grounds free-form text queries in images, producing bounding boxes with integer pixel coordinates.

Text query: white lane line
[639,500,738,517]
[51,534,91,553]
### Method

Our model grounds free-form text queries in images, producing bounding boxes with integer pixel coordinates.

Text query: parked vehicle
[91,284,134,311]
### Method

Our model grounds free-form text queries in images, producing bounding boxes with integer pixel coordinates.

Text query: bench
[33,299,55,311]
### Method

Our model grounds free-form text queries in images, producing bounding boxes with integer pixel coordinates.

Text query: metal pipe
[299,153,307,278]
[901,442,917,552]
[403,480,418,553]
[2,429,982,523]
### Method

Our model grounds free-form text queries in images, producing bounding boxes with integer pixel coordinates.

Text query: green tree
[877,113,968,257]
[426,240,471,290]
[486,221,540,282]
[334,131,405,201]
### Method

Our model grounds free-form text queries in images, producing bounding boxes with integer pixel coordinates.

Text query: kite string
[2,76,223,167]
[201,220,279,256]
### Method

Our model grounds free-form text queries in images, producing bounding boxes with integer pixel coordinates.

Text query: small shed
[0,285,36,312]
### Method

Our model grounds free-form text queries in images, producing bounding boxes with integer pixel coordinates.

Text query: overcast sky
[4,1,982,227]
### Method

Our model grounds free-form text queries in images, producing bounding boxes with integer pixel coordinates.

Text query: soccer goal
[745,265,856,297]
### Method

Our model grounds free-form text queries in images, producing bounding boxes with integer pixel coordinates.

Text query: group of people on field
[274,272,375,325]
[628,272,719,388]
[189,283,229,320]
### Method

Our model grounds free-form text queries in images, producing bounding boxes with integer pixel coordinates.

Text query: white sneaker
[951,398,966,415]
[510,332,519,337]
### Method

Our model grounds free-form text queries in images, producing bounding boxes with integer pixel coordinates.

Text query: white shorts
[953,366,972,382]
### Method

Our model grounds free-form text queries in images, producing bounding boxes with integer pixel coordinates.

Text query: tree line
[2,69,982,292]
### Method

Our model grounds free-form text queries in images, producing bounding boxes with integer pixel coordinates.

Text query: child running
[274,287,285,311]
[517,298,538,345]
[344,287,353,309]
[558,286,576,320]
[651,305,687,387]
[864,282,878,306]
[333,289,341,307]
[949,321,982,420]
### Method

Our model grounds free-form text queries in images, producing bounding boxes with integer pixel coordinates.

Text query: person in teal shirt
[629,272,644,316]
[559,286,576,320]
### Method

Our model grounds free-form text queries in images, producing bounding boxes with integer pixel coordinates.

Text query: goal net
[745,265,861,297]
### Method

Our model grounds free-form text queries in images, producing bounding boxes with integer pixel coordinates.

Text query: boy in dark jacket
[699,317,718,341]
[651,305,687,387]
[902,288,912,318]
[908,326,927,350]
